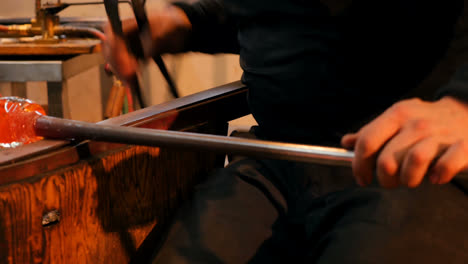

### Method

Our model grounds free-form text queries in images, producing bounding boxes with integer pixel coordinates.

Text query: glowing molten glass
[0,97,46,148]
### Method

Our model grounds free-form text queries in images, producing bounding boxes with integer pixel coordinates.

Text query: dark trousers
[153,158,468,263]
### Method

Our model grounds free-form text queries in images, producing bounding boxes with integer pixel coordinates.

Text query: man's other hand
[341,96,468,188]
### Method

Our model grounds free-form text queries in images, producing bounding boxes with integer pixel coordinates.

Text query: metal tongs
[103,0,179,108]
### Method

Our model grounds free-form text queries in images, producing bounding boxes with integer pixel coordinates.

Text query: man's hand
[341,96,468,188]
[101,5,192,83]
[102,19,139,83]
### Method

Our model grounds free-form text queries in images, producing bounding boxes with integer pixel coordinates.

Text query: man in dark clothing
[103,0,468,262]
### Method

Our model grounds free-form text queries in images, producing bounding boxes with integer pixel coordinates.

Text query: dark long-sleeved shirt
[174,0,464,145]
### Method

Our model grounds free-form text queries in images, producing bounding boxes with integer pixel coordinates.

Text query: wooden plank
[0,39,101,56]
[0,140,69,166]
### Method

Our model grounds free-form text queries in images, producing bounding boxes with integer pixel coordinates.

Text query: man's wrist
[437,95,468,114]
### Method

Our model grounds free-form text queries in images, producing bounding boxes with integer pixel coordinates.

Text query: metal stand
[0,53,104,117]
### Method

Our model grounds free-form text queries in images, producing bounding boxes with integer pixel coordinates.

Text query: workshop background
[0,0,247,124]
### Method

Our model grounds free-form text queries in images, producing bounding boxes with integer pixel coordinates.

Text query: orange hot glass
[0,97,46,148]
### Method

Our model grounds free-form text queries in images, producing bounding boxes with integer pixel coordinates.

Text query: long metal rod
[34,116,468,180]
[35,116,354,167]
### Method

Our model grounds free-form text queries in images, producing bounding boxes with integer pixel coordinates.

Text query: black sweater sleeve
[172,0,240,54]
[436,63,468,102]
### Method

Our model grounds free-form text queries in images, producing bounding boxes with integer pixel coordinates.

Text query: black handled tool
[103,0,179,108]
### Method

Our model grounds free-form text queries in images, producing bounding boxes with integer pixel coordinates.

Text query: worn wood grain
[0,141,223,263]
